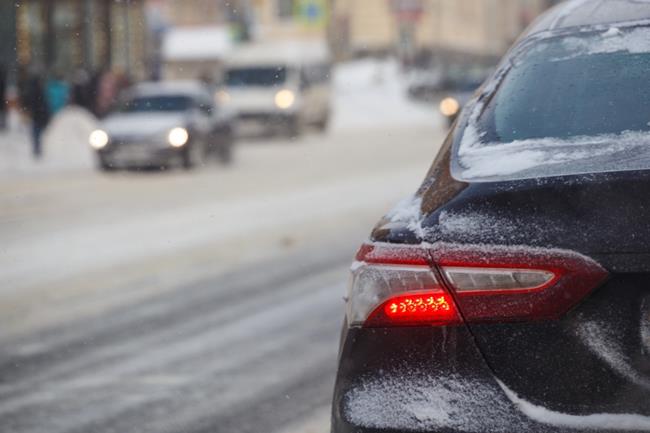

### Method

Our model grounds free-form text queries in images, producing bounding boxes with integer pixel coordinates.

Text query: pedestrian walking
[96,69,118,117]
[71,69,92,110]
[0,64,7,130]
[25,72,50,159]
[46,73,70,116]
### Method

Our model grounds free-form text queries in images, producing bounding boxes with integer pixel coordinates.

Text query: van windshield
[226,67,287,87]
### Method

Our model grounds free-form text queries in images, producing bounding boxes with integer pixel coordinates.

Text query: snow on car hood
[100,112,188,138]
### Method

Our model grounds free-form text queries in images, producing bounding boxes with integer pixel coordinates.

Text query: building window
[277,0,295,19]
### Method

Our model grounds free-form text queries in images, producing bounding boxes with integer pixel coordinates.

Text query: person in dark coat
[25,72,50,159]
[0,64,7,130]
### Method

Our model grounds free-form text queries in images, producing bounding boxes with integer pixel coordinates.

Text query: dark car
[438,71,489,127]
[407,66,491,107]
[90,81,234,170]
[332,2,650,432]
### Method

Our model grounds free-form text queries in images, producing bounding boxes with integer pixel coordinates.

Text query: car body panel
[333,2,650,431]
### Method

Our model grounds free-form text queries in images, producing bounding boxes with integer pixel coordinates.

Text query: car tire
[182,144,202,170]
[98,156,116,172]
[315,115,329,133]
[217,140,233,165]
[285,117,302,139]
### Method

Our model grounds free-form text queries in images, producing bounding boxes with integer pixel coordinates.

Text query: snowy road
[0,119,444,433]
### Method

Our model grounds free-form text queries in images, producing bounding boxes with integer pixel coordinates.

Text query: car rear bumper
[236,111,297,127]
[98,143,180,167]
[332,325,650,433]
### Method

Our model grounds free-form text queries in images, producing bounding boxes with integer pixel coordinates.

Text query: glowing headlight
[168,127,189,147]
[89,129,109,149]
[440,97,460,117]
[216,90,231,104]
[274,89,295,109]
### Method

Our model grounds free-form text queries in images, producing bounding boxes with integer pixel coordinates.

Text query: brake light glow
[347,262,461,327]
[347,242,608,327]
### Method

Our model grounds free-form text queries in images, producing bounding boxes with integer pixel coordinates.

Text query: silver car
[89,81,235,171]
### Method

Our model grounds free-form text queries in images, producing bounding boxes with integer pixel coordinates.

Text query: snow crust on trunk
[343,372,529,432]
[498,378,650,431]
[577,321,650,390]
[385,195,425,237]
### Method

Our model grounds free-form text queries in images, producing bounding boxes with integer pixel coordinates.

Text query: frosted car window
[453,26,650,182]
[492,52,650,142]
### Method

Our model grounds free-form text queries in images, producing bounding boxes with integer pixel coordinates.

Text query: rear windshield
[453,26,650,182]
[121,95,193,113]
[225,67,287,87]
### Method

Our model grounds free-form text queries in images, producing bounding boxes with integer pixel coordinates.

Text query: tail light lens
[347,242,608,327]
[348,262,462,327]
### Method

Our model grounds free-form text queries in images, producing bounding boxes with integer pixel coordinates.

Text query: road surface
[0,74,444,433]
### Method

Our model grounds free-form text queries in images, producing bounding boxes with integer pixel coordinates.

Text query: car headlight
[215,90,231,104]
[168,127,189,148]
[274,89,295,109]
[89,129,109,149]
[439,97,460,117]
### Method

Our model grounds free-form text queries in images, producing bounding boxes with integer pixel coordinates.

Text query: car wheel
[315,115,329,133]
[97,156,116,172]
[286,118,302,139]
[181,144,202,170]
[217,139,233,165]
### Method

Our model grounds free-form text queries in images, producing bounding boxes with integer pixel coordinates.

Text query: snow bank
[332,58,440,132]
[42,106,97,170]
[0,106,96,177]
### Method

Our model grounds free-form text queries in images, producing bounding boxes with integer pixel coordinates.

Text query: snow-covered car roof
[525,0,650,38]
[225,40,329,68]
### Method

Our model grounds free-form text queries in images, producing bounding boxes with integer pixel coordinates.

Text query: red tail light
[347,242,608,327]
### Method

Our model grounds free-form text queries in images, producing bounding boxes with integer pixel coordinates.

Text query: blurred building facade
[331,0,562,64]
[1,0,148,84]
[248,0,328,40]
[149,0,329,42]
[148,0,231,80]
[148,0,329,80]
[151,0,225,26]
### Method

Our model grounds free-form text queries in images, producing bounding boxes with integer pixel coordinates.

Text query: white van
[220,40,332,137]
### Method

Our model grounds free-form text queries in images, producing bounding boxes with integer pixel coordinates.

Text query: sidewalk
[0,107,97,179]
